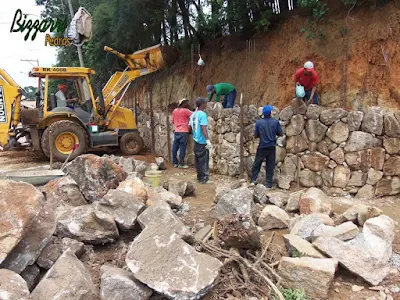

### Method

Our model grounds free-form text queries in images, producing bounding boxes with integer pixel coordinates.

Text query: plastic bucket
[144,170,162,187]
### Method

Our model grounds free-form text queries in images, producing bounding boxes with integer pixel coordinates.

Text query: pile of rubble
[0,154,216,300]
[0,153,398,300]
[212,183,398,299]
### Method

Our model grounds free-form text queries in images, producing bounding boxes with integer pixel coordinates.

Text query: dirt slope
[126,1,400,112]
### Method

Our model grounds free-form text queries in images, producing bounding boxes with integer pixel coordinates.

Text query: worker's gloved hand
[206,140,213,151]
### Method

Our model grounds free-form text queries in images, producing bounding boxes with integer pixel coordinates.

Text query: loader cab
[29,67,98,125]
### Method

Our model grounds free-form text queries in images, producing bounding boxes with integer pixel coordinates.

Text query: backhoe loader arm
[0,69,23,148]
[96,45,179,124]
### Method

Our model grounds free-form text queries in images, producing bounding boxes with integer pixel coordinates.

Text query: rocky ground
[0,150,399,300]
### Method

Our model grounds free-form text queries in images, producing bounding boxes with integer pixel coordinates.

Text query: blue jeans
[222,89,237,108]
[305,89,319,105]
[172,132,189,165]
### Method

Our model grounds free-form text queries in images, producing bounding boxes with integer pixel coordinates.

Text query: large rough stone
[326,121,349,144]
[361,107,383,135]
[333,166,351,188]
[36,236,61,269]
[355,184,375,199]
[276,146,286,163]
[337,204,381,225]
[282,154,299,176]
[306,104,325,120]
[383,156,400,176]
[290,214,327,241]
[348,111,364,131]
[285,190,304,212]
[344,131,382,152]
[100,265,152,300]
[253,184,268,204]
[258,205,290,230]
[317,141,329,155]
[31,250,98,300]
[291,98,307,114]
[0,180,44,264]
[214,214,261,249]
[312,222,359,241]
[1,201,56,273]
[370,147,385,170]
[299,170,322,187]
[299,187,331,215]
[383,112,400,137]
[321,169,334,187]
[283,234,325,258]
[215,187,253,219]
[61,237,85,258]
[56,205,119,244]
[345,150,370,171]
[286,134,309,153]
[347,171,367,187]
[95,189,145,231]
[313,215,395,286]
[66,154,127,202]
[301,153,330,172]
[42,176,87,208]
[278,257,338,300]
[0,269,30,300]
[20,264,40,291]
[162,178,196,197]
[320,108,348,126]
[117,177,148,204]
[383,137,400,155]
[305,119,328,142]
[137,202,191,239]
[126,225,222,300]
[279,106,294,121]
[375,177,400,196]
[277,175,294,190]
[148,187,183,208]
[367,168,383,185]
[217,140,240,161]
[330,147,344,165]
[265,191,289,208]
[286,115,305,136]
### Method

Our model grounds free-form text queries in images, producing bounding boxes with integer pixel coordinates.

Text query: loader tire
[41,120,88,162]
[120,132,144,155]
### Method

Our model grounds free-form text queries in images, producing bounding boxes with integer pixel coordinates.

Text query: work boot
[179,165,189,169]
[173,164,179,168]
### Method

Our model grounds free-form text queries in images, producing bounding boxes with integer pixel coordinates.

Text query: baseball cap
[178,98,188,106]
[304,61,314,70]
[206,85,214,94]
[58,84,67,90]
[262,105,274,116]
[196,97,208,107]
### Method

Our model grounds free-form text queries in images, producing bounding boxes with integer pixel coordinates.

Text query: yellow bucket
[144,170,162,187]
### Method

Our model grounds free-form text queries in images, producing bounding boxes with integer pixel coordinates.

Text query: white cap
[304,61,314,69]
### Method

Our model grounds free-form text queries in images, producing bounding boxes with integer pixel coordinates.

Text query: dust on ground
[1,149,399,299]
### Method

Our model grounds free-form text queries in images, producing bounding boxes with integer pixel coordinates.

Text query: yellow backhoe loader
[0,44,179,161]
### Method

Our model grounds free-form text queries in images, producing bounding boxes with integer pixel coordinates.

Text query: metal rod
[296,98,300,188]
[191,44,194,100]
[239,93,244,179]
[67,0,84,67]
[165,77,172,162]
[149,82,155,153]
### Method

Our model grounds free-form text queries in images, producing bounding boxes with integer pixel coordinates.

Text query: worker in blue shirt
[250,105,283,188]
[189,97,212,184]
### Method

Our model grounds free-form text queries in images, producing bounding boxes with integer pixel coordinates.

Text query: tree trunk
[177,0,191,40]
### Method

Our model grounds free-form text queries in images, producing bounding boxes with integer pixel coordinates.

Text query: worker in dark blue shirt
[250,105,284,188]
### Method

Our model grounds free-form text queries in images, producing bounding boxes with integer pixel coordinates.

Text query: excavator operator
[55,84,79,107]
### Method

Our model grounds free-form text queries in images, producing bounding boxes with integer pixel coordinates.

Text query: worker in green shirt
[206,83,237,108]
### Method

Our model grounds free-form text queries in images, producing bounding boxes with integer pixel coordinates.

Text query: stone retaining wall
[137,99,400,197]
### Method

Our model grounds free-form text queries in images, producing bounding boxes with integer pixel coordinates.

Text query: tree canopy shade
[36,0,392,87]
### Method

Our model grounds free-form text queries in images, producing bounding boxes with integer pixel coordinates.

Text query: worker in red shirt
[294,61,319,105]
[172,98,193,168]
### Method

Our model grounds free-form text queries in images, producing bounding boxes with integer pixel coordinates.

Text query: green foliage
[23,86,38,100]
[281,288,308,300]
[292,248,305,258]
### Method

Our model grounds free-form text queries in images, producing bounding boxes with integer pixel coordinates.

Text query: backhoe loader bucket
[104,44,180,72]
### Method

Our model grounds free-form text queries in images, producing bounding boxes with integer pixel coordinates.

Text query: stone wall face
[137,99,400,197]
